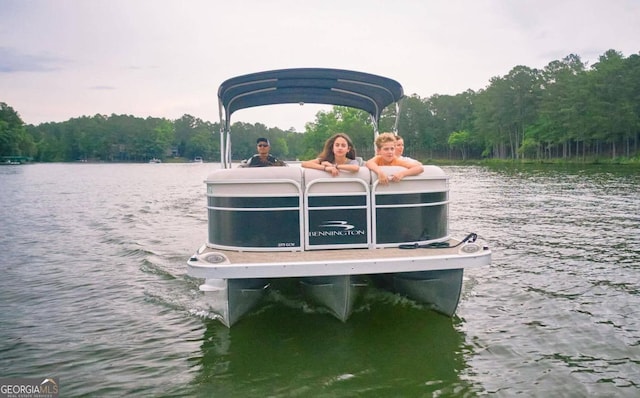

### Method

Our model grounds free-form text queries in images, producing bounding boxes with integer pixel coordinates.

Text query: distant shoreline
[17,157,640,167]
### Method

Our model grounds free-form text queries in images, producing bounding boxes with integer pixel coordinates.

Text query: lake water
[1,163,638,397]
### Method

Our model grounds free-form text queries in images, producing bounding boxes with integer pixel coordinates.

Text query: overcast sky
[2,0,639,131]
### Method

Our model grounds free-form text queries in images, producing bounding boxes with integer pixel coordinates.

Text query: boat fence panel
[371,166,450,248]
[303,168,372,250]
[205,167,304,250]
[201,165,451,252]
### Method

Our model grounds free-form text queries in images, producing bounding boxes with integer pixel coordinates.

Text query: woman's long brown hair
[317,133,356,163]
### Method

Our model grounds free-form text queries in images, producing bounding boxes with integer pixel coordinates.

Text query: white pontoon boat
[187,68,491,327]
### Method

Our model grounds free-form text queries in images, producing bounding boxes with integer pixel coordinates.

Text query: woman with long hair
[301,133,360,176]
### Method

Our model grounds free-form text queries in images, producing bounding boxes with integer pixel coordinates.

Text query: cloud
[1,0,639,129]
[0,47,64,73]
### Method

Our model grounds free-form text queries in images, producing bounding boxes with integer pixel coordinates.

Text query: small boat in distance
[149,158,162,163]
[193,156,203,163]
[187,68,491,327]
[1,156,30,165]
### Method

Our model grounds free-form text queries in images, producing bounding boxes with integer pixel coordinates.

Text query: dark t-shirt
[246,154,286,167]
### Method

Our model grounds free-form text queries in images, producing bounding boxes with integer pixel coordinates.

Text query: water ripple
[1,163,639,396]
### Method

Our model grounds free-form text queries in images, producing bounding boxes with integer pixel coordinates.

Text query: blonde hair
[374,132,397,149]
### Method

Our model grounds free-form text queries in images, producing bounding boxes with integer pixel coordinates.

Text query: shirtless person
[366,132,423,184]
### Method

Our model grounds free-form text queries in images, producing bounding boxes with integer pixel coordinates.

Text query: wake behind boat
[187,68,491,327]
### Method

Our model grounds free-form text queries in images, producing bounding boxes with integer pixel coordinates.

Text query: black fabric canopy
[217,68,404,126]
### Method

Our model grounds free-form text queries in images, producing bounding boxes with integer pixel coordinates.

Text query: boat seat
[370,165,447,193]
[303,166,371,191]
[206,166,303,194]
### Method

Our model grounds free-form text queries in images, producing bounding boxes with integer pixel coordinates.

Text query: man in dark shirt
[246,137,287,167]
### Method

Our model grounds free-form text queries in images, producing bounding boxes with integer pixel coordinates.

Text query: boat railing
[205,167,304,251]
[304,168,372,250]
[204,165,450,251]
[371,166,450,248]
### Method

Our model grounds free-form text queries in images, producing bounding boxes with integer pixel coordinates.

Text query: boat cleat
[188,244,230,265]
[459,242,482,254]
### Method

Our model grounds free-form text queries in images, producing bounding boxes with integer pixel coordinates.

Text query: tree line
[2,49,639,163]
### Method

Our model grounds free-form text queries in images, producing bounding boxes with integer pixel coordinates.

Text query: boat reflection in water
[187,68,491,327]
[188,297,478,396]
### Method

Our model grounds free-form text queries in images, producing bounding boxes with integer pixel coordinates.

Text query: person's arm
[402,156,422,166]
[365,156,389,184]
[392,159,424,181]
[335,161,359,173]
[301,158,326,171]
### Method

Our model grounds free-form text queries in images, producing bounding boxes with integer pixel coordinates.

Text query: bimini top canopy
[217,68,404,129]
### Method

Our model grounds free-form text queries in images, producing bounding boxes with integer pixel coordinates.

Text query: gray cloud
[0,47,64,73]
[1,1,638,128]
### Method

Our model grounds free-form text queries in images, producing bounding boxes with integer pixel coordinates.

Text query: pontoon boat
[187,68,491,327]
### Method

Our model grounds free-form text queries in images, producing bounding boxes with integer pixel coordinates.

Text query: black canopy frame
[217,68,404,167]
